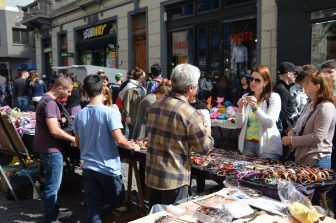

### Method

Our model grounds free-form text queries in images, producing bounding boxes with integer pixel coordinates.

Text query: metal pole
[0,165,18,201]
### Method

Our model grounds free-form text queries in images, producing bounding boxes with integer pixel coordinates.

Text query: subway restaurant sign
[81,22,116,40]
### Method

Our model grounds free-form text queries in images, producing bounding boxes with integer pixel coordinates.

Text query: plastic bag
[277,179,327,223]
[278,179,312,207]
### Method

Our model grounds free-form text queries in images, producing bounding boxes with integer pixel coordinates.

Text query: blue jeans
[83,169,125,223]
[40,152,63,223]
[261,152,280,160]
[243,140,280,160]
[16,96,30,111]
[314,155,331,169]
[243,140,260,156]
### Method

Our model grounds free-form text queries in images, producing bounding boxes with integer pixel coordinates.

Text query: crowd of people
[1,59,336,222]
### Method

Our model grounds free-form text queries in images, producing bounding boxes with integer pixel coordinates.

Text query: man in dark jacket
[273,62,300,134]
[13,70,30,111]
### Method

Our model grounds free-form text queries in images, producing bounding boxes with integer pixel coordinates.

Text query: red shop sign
[230,32,253,43]
[173,41,189,49]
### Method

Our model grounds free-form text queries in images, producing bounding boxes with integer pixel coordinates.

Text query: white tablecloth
[211,119,239,129]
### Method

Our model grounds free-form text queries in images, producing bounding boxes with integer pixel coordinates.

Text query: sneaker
[57,210,73,221]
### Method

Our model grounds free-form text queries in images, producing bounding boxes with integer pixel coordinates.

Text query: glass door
[209,23,222,82]
[223,19,257,88]
[92,50,105,66]
[170,29,194,71]
[196,25,208,72]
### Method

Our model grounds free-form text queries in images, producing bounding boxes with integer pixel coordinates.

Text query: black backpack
[37,97,74,135]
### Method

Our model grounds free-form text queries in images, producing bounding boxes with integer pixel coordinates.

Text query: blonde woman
[102,86,113,107]
[29,72,47,109]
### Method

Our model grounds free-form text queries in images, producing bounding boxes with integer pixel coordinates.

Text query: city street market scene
[1,0,336,222]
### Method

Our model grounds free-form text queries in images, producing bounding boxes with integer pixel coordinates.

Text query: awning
[17,62,36,70]
[76,33,117,51]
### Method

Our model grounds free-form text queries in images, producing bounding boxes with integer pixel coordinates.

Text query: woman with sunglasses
[236,66,282,159]
[282,72,336,168]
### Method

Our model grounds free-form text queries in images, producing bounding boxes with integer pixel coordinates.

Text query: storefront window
[197,0,219,13]
[311,20,336,67]
[80,51,92,65]
[106,44,118,68]
[76,21,117,67]
[171,29,193,68]
[197,26,207,72]
[223,19,256,88]
[224,0,253,6]
[170,3,193,20]
[209,23,221,80]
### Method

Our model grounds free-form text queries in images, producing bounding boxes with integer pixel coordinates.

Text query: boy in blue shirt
[74,75,139,223]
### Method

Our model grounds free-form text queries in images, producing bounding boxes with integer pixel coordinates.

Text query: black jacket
[13,78,29,97]
[273,80,295,131]
[110,83,121,103]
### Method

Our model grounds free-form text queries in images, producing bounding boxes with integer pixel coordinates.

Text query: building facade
[278,0,336,68]
[22,0,278,87]
[0,5,35,81]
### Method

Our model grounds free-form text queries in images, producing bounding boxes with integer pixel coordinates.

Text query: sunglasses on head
[250,77,262,84]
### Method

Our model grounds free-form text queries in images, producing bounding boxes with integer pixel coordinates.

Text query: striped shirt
[145,95,214,190]
[245,110,260,141]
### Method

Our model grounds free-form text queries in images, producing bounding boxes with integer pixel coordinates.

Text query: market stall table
[190,149,336,210]
[115,146,228,216]
[128,187,336,223]
[211,119,239,148]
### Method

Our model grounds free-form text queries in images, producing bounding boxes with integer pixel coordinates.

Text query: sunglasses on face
[250,77,262,84]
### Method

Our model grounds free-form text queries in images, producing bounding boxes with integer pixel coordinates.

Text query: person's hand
[282,136,292,146]
[132,143,140,151]
[237,97,247,112]
[204,123,211,136]
[125,116,131,125]
[287,130,295,137]
[246,96,258,110]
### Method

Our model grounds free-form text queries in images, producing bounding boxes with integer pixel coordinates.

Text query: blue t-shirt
[74,104,123,176]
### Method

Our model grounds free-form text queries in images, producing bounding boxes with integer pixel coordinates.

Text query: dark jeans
[332,146,336,169]
[331,146,336,212]
[82,169,125,223]
[5,95,12,107]
[0,98,4,106]
[148,185,189,209]
[33,101,39,110]
[16,96,30,111]
[40,152,64,223]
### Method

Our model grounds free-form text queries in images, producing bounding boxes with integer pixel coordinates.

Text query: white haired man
[145,64,214,208]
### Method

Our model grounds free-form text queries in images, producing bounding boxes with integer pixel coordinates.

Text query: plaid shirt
[145,95,214,190]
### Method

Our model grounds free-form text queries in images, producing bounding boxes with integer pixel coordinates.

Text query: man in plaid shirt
[145,64,214,208]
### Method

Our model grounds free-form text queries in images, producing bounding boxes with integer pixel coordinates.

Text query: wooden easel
[0,113,41,200]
